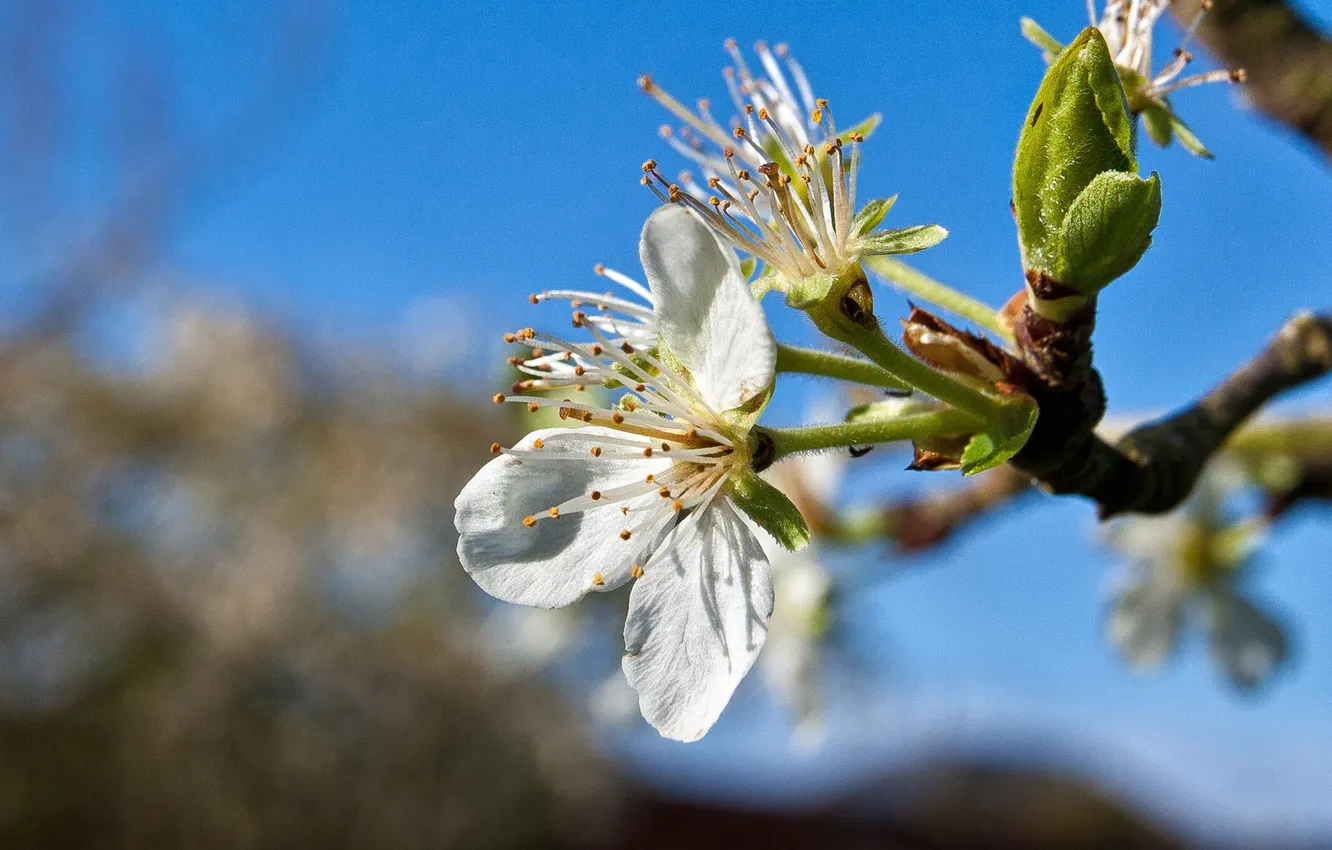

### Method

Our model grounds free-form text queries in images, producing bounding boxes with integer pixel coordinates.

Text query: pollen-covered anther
[492,393,506,404]
[620,529,632,540]
[590,446,602,457]
[642,447,654,458]
[671,500,683,512]
[532,438,545,449]
[637,74,655,93]
[658,486,671,497]
[1230,69,1246,83]
[489,442,501,454]
[611,412,625,424]
[661,442,671,452]
[572,311,587,327]
[645,474,656,483]
[641,159,657,173]
[621,342,635,354]
[573,365,585,376]
[504,333,516,343]
[590,490,602,500]
[631,564,644,579]
[523,516,537,527]
[592,573,605,587]
[593,263,606,275]
[528,293,539,305]
[526,402,540,413]
[548,507,560,518]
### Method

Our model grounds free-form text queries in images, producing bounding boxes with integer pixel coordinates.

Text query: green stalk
[760,407,978,460]
[807,302,1010,426]
[775,343,910,391]
[864,255,1015,345]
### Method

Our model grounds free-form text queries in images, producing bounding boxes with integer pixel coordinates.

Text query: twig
[1010,305,1332,517]
[1172,0,1332,158]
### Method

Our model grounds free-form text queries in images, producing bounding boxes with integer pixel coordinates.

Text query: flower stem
[761,407,979,459]
[863,256,1014,345]
[807,301,1011,426]
[775,343,910,391]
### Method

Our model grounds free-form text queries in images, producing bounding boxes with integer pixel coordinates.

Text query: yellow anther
[590,446,602,457]
[671,500,683,512]
[592,573,605,586]
[590,490,602,500]
[489,442,502,454]
[620,529,632,540]
[493,393,506,404]
[642,158,657,172]
[612,412,625,424]
[526,402,540,413]
[504,332,516,343]
[631,564,644,579]
[523,516,537,527]
[645,474,656,483]
[548,507,560,518]
[658,486,670,497]
[643,447,654,458]
[532,438,545,449]
[637,74,655,92]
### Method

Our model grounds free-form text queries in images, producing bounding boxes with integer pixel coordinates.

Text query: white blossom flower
[1093,0,1239,104]
[638,40,943,300]
[1104,462,1287,690]
[456,204,794,741]
[1024,2,1244,156]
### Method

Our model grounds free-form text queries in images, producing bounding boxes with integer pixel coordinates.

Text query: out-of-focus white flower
[477,606,579,677]
[1104,461,1287,690]
[750,452,842,746]
[456,205,790,741]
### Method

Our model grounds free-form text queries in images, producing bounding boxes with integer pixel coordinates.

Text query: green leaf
[851,195,898,239]
[1167,110,1215,159]
[1053,170,1162,294]
[856,224,948,257]
[1013,27,1136,276]
[844,397,938,424]
[1020,17,1064,62]
[1142,105,1173,148]
[959,396,1039,476]
[730,470,810,552]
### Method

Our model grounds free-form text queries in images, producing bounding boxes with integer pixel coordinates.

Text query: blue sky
[59,0,1332,843]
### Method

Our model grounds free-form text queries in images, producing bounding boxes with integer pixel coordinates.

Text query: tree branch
[1173,0,1332,157]
[1010,306,1332,517]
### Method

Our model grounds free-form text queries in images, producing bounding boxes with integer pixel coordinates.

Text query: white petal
[1206,591,1287,690]
[621,498,773,741]
[638,205,776,412]
[455,427,672,608]
[1108,576,1185,668]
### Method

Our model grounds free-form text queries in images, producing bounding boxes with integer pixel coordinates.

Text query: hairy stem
[774,343,910,390]
[863,255,1015,345]
[807,295,1012,425]
[760,408,978,459]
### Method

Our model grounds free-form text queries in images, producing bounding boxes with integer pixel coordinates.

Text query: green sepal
[1020,17,1064,63]
[851,195,898,239]
[1167,110,1215,159]
[739,255,758,280]
[783,273,836,310]
[1142,104,1173,147]
[855,224,948,257]
[1052,170,1162,295]
[959,396,1039,476]
[750,269,782,301]
[730,469,811,552]
[844,113,882,142]
[1013,27,1136,277]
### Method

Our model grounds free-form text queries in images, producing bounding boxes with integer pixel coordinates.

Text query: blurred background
[0,0,1329,847]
